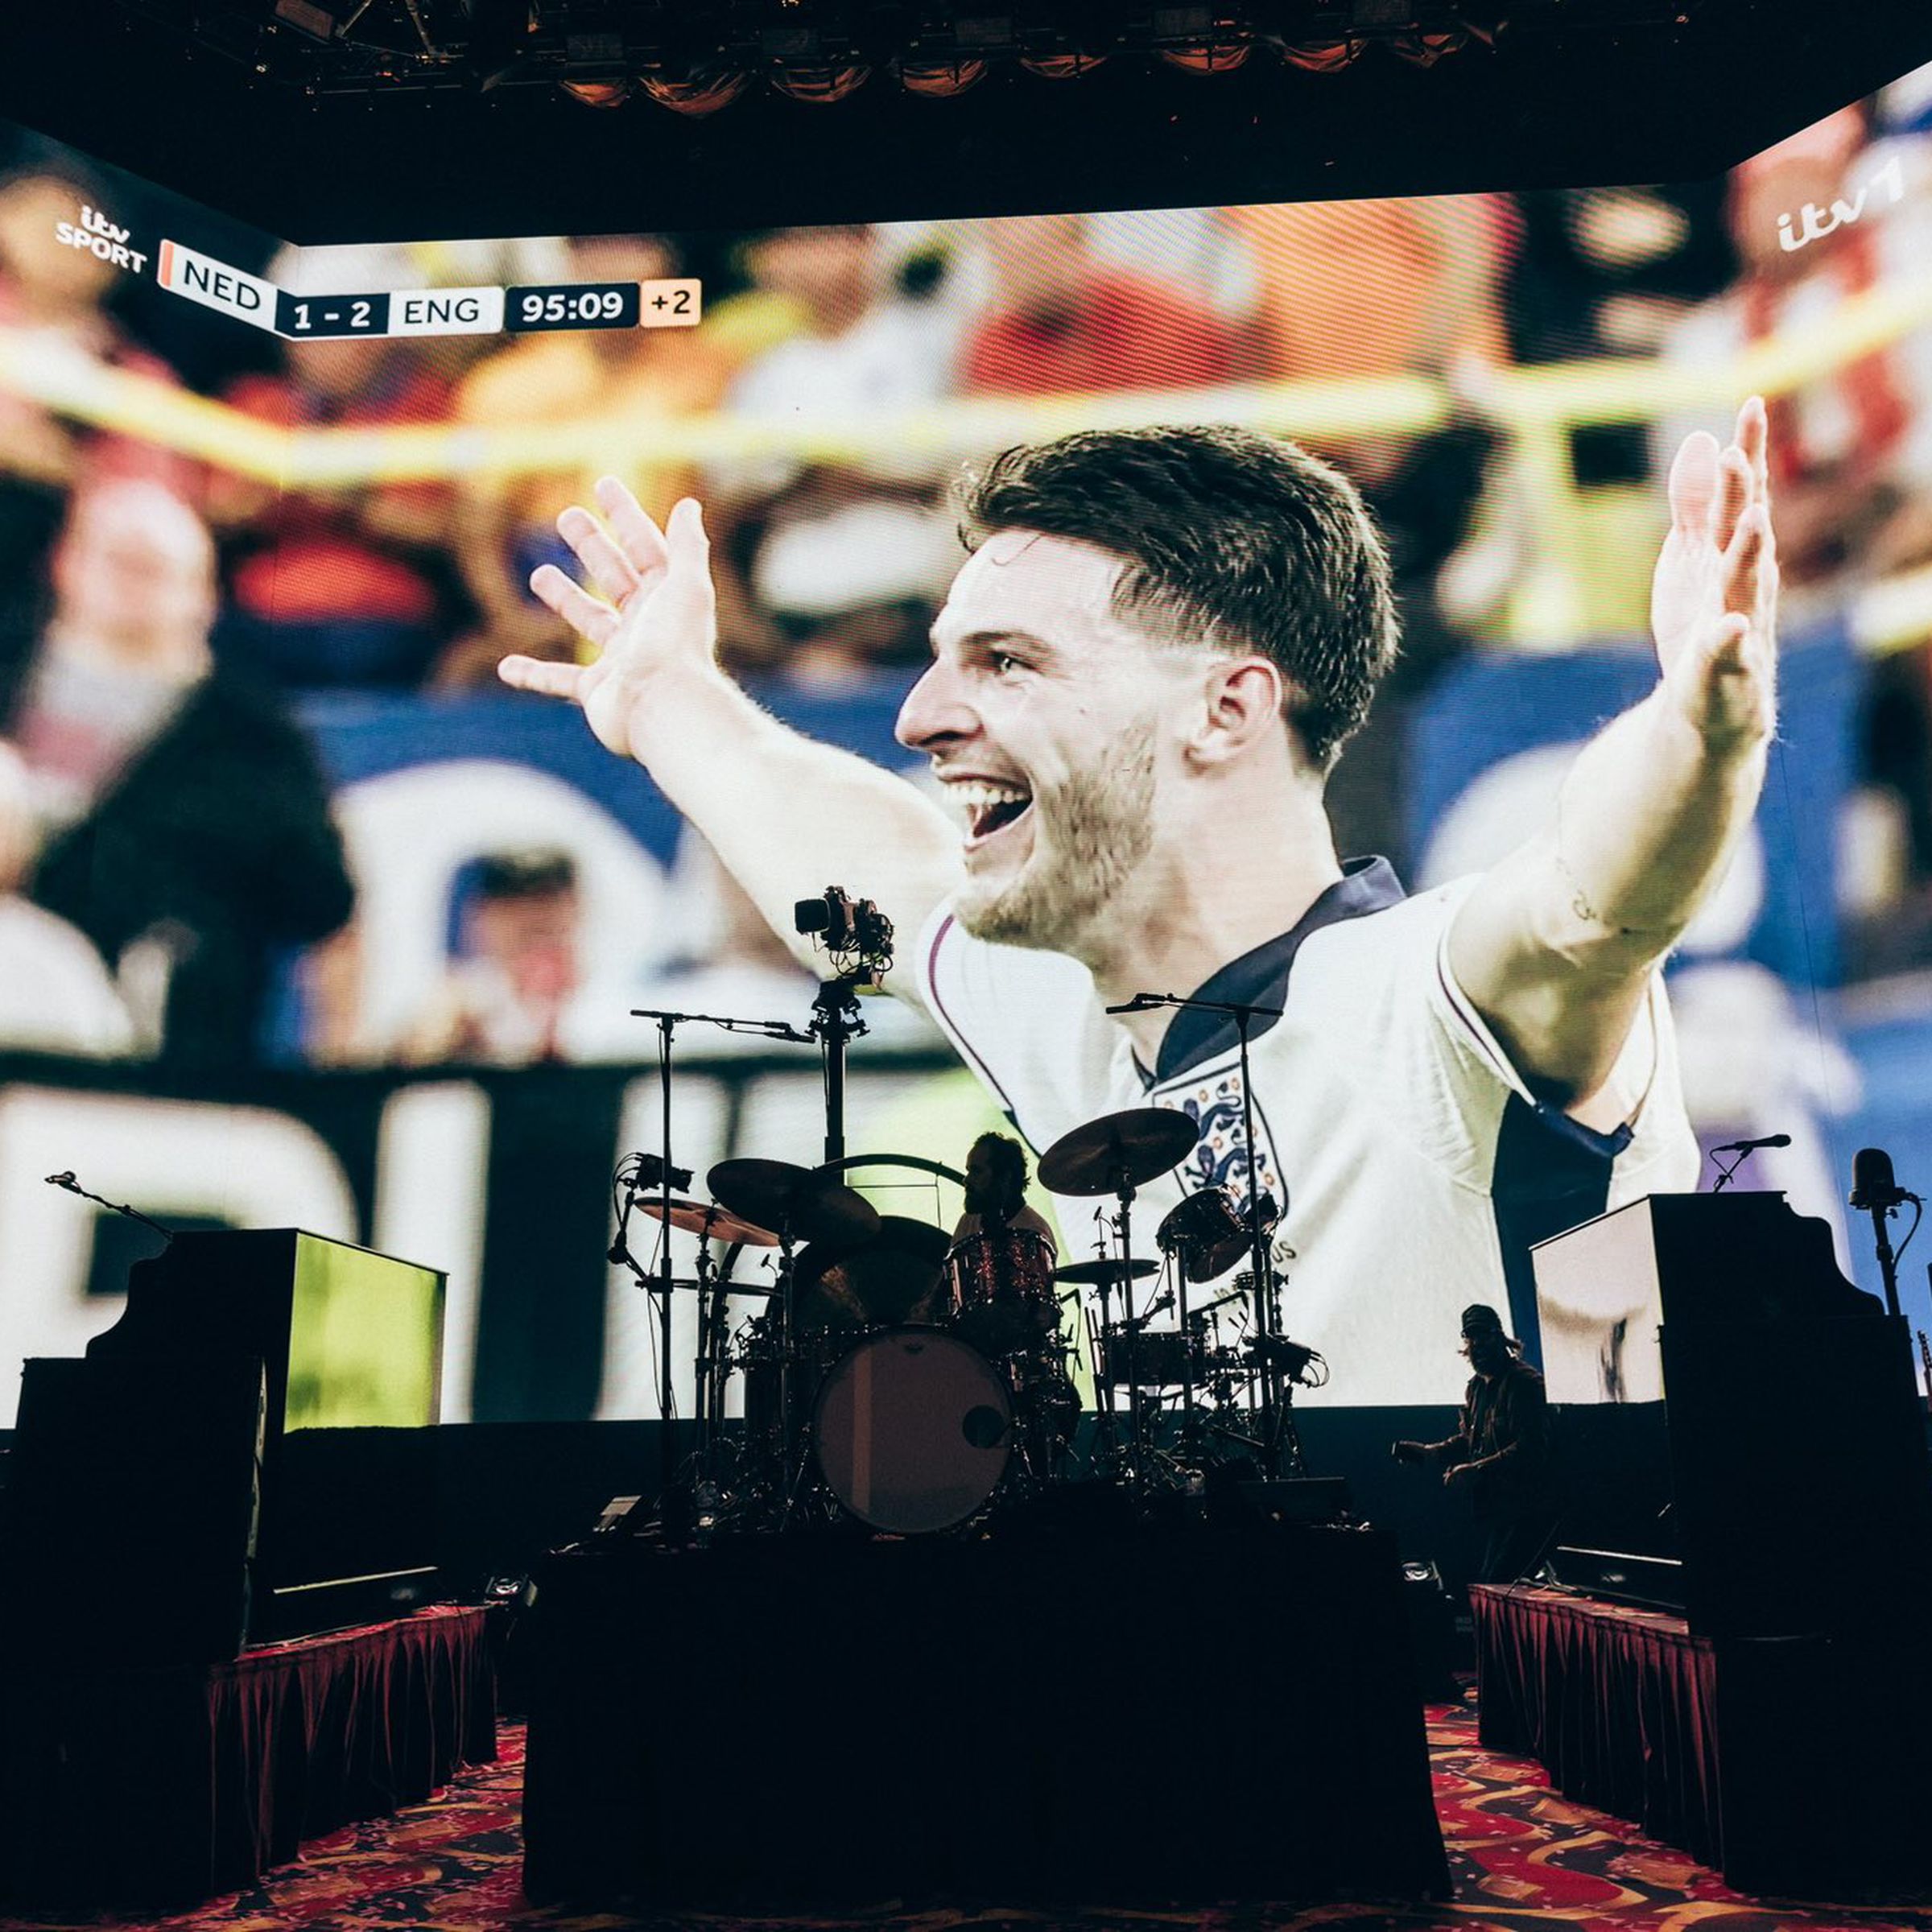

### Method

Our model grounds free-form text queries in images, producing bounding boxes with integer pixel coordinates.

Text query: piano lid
[1533,1190,1876,1328]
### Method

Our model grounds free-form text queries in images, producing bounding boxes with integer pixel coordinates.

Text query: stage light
[1277,37,1363,72]
[1019,52,1104,80]
[635,62,753,116]
[118,0,1708,101]
[1389,29,1470,65]
[560,76,630,106]
[769,61,873,103]
[1151,5,1250,73]
[1158,40,1251,74]
[897,57,987,97]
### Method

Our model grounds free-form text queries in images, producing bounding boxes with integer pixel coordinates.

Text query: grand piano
[1533,1189,1932,1640]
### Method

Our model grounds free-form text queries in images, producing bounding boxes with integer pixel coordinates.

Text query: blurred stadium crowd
[2,71,1932,1077]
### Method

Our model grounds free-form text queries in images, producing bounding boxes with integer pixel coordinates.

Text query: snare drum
[811,1327,1012,1534]
[947,1226,1059,1355]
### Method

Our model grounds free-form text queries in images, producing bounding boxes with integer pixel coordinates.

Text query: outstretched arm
[498,480,964,983]
[1447,397,1780,1113]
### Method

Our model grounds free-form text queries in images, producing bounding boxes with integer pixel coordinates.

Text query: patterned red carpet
[11,1703,1932,1932]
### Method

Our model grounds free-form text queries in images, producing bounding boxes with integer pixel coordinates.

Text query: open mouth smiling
[945,778,1036,850]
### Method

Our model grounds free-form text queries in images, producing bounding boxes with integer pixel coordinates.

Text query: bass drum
[811,1327,1012,1534]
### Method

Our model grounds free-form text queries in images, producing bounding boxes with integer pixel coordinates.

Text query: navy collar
[1143,856,1407,1085]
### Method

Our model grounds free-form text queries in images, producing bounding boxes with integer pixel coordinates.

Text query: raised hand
[1650,395,1780,754]
[497,478,717,760]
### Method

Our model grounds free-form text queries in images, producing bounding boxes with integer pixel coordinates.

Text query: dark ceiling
[0,1,1928,242]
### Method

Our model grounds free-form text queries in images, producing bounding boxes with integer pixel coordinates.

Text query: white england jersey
[914,857,1699,1405]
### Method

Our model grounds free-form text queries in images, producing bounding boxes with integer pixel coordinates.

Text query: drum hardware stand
[1104,1162,1153,1479]
[1077,1213,1127,1469]
[1157,1246,1196,1461]
[1109,990,1289,1477]
[770,1217,824,1531]
[689,1216,747,1488]
[627,1006,813,1516]
[1247,1331,1325,1476]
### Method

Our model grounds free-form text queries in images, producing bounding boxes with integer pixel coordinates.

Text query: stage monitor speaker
[1238,1476,1353,1523]
[1548,1545,1687,1613]
[6,1351,266,1664]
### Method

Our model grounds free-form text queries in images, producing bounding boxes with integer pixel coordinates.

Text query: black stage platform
[522,1511,1451,1907]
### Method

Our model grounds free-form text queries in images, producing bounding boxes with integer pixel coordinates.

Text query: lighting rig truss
[112,1,1706,106]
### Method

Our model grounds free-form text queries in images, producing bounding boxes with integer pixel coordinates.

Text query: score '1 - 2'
[274,290,391,337]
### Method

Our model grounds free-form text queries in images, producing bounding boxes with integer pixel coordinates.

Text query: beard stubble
[956,716,1158,955]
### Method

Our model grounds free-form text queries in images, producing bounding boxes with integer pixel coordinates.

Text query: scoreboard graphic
[155,238,700,341]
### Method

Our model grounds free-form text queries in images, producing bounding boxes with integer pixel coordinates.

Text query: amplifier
[1549,1545,1686,1612]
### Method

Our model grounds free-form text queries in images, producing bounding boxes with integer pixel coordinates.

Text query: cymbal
[635,1195,781,1248]
[1038,1108,1201,1197]
[708,1158,880,1247]
[1053,1257,1160,1287]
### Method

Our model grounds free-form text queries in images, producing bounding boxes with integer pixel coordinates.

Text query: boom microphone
[44,1170,76,1188]
[1711,1133,1792,1154]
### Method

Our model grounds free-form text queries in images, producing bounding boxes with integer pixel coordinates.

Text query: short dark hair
[475,848,578,901]
[952,425,1400,770]
[968,1131,1030,1198]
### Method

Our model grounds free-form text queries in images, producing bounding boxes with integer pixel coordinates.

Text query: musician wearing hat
[502,396,1777,1401]
[1392,1304,1555,1586]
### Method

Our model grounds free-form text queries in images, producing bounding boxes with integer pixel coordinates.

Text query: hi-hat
[1053,1257,1160,1287]
[635,1195,781,1248]
[1038,1108,1200,1196]
[708,1158,880,1246]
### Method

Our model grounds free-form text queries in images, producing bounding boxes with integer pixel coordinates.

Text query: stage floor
[8,1699,1932,1932]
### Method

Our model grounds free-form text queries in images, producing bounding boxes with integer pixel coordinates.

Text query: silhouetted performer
[1393,1302,1555,1585]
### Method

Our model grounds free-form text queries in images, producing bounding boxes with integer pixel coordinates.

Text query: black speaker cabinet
[1662,1313,1932,1638]
[6,1351,265,1665]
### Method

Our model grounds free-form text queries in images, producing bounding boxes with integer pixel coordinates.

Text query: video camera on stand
[794,887,894,980]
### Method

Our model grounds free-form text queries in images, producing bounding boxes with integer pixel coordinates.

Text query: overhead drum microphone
[1850,1146,1909,1212]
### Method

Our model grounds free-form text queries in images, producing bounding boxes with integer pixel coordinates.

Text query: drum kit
[611,884,1326,1542]
[628,1102,1325,1541]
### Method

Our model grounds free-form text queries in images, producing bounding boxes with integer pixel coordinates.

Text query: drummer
[953,1133,1058,1255]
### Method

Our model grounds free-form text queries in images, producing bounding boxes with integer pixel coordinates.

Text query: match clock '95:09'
[506,282,642,332]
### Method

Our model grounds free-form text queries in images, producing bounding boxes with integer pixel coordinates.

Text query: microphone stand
[1109,991,1288,1477]
[628,1007,813,1508]
[43,1171,176,1244]
[1860,1190,1921,1322]
[1710,1148,1754,1195]
[807,975,868,1167]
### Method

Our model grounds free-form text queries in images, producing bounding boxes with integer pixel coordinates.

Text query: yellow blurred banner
[5,273,1932,487]
[0,331,287,478]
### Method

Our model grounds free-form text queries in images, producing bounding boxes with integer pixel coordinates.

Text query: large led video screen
[4,72,1932,1425]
